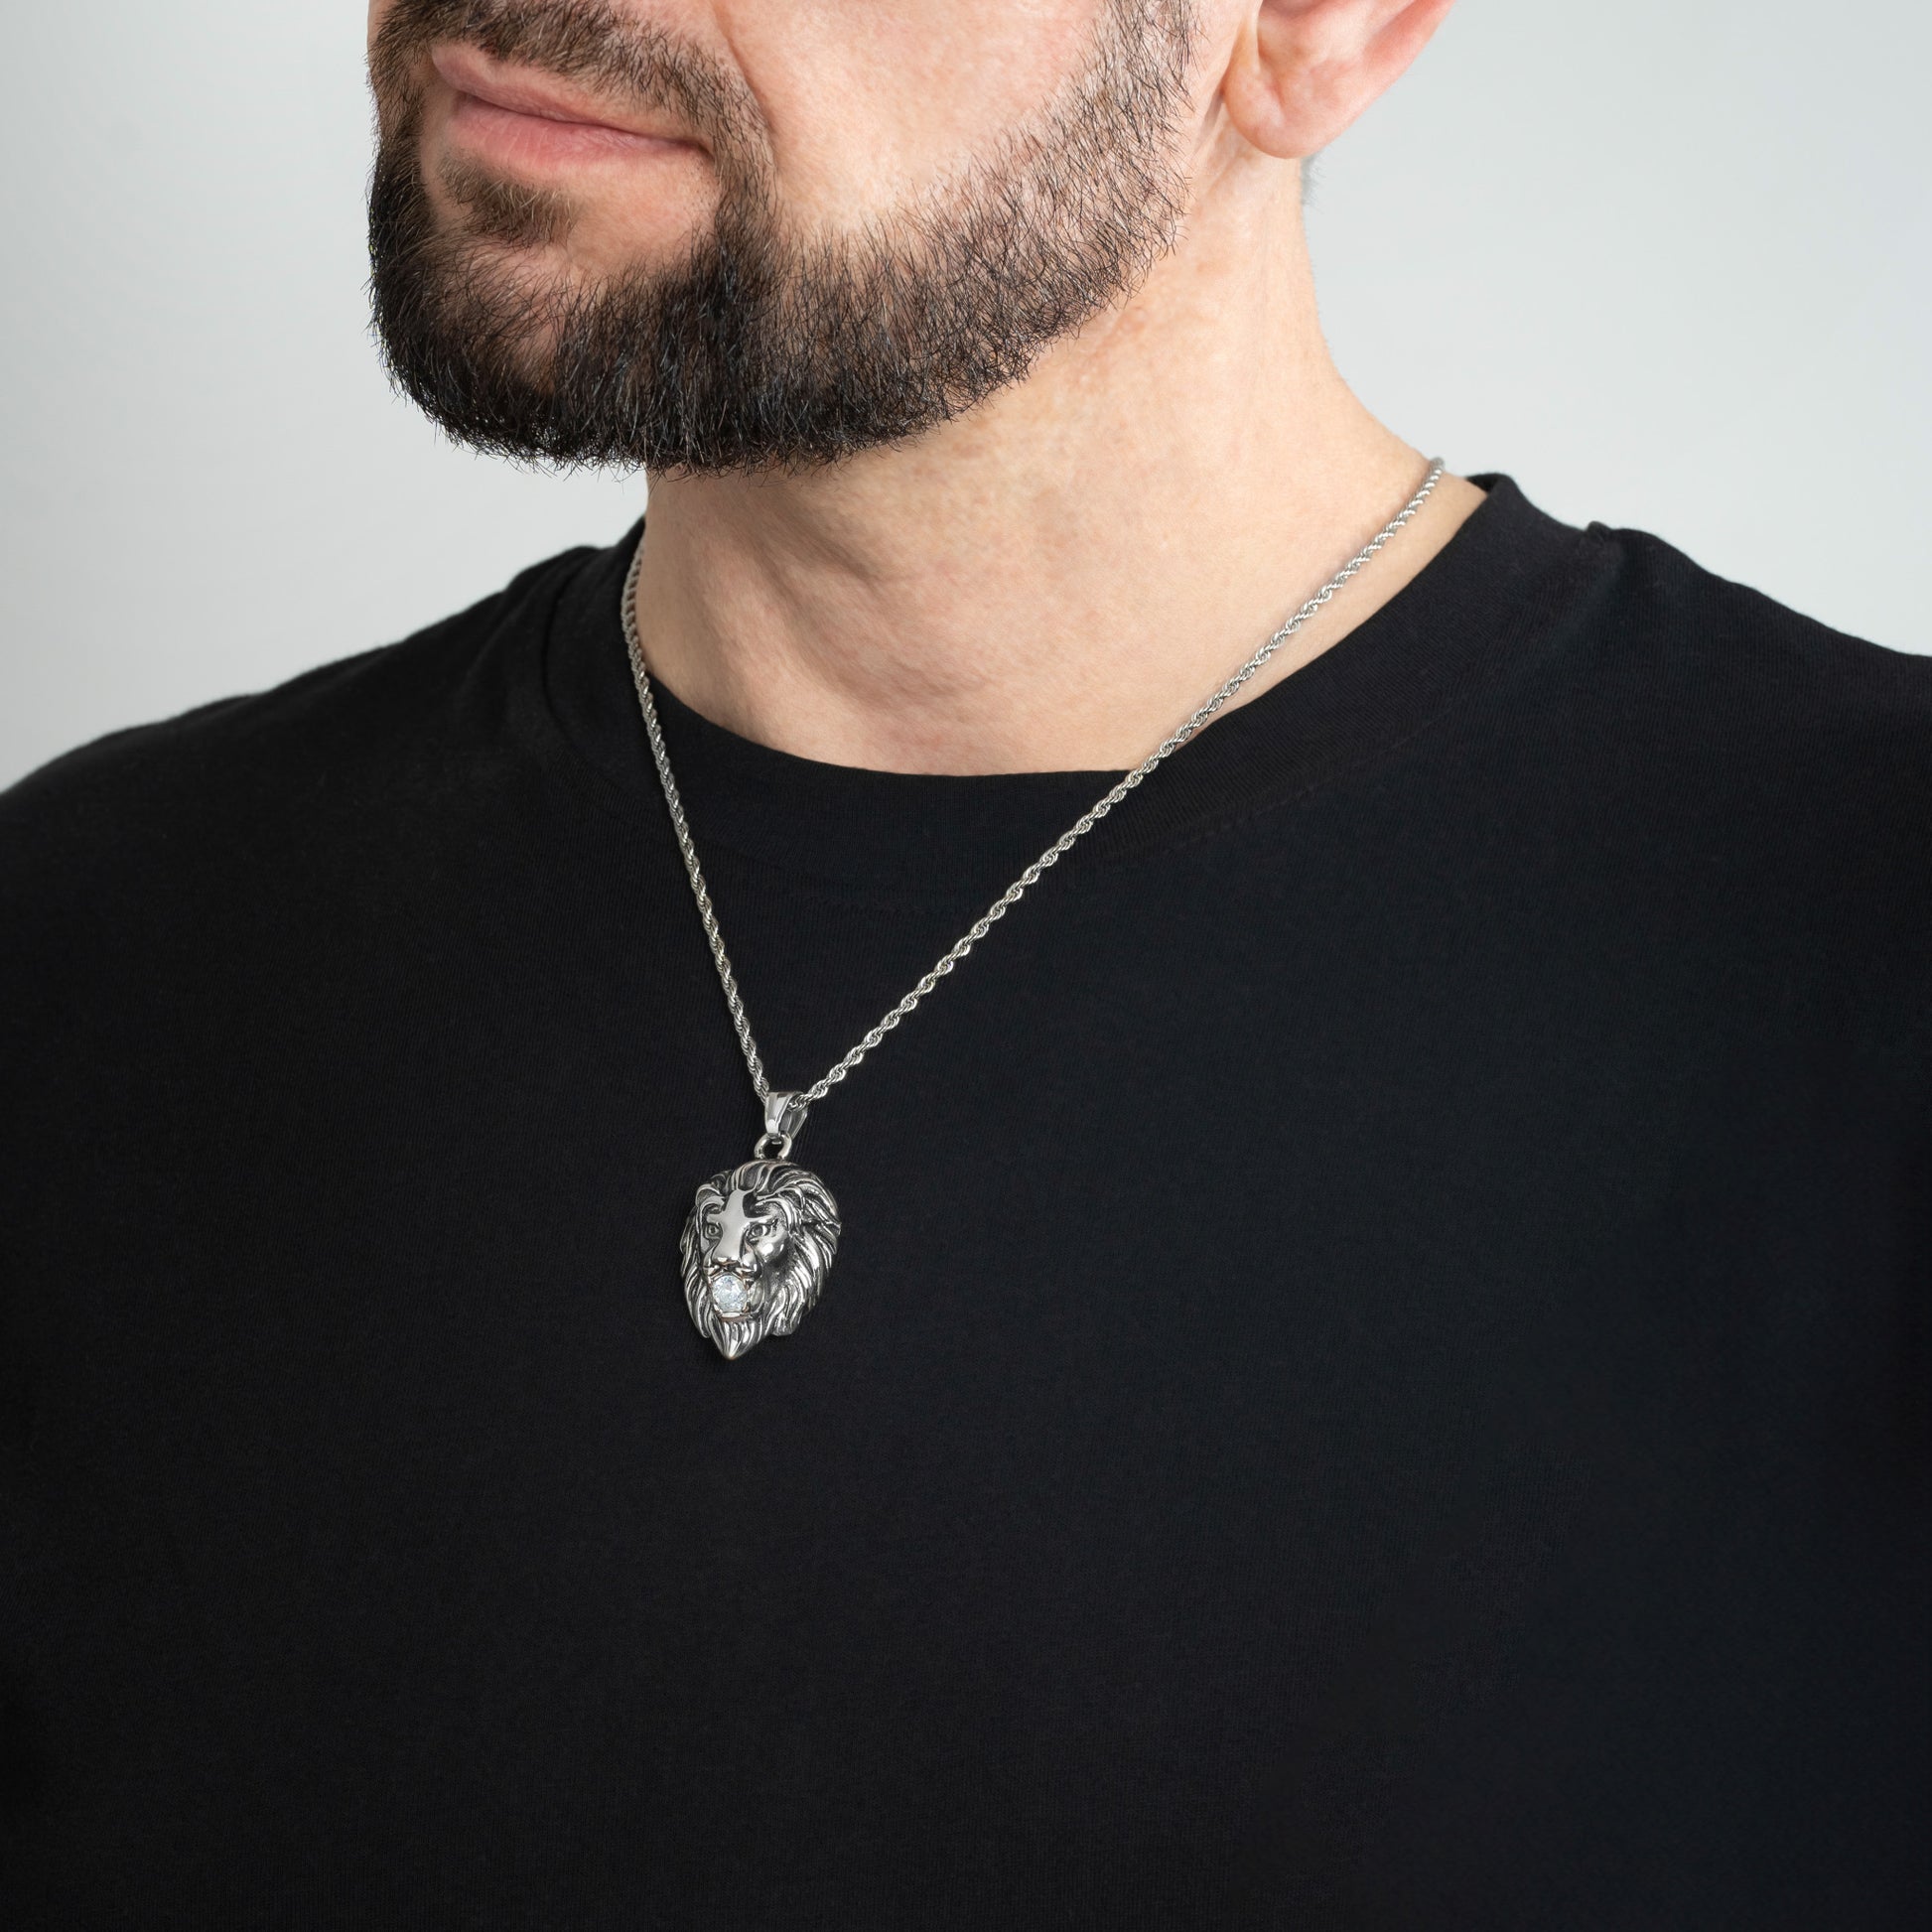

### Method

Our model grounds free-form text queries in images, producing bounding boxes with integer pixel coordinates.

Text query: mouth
[430,42,702,172]
[707,1270,760,1320]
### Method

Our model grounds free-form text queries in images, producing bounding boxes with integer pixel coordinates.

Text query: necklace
[622,459,1445,1359]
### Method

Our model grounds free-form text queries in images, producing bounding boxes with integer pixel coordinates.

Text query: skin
[368,0,1479,774]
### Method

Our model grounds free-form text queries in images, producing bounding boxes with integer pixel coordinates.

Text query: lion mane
[680,1159,841,1358]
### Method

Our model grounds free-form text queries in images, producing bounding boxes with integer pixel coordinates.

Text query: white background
[3,1,1926,788]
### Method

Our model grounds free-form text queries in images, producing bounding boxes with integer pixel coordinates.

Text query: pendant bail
[756,1091,809,1161]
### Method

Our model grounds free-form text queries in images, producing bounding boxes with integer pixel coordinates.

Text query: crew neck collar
[541,475,1603,893]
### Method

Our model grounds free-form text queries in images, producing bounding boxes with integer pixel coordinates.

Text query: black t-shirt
[3,478,1926,1928]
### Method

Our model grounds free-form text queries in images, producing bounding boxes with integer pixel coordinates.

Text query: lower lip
[444,89,693,172]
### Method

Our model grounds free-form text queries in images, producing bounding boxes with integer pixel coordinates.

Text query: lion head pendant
[680,1158,841,1360]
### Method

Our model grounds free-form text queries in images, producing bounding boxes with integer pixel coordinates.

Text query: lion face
[680,1159,841,1359]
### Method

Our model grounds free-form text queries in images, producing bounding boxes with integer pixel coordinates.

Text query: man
[2,0,1924,1924]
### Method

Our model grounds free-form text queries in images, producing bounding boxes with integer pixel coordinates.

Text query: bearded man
[1,1,1925,1925]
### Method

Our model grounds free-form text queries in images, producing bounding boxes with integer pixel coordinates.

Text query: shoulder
[1576,509,1929,742]
[1511,499,1932,1030]
[0,540,601,876]
[0,538,612,1038]
[1532,501,1931,850]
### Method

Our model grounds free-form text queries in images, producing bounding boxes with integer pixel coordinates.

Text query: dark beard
[367,0,1196,474]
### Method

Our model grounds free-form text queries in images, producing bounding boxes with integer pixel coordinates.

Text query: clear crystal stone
[710,1274,755,1317]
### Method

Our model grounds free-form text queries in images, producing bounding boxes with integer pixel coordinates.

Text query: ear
[1220,0,1457,160]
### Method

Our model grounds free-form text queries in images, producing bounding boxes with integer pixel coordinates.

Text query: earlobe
[1220,0,1458,162]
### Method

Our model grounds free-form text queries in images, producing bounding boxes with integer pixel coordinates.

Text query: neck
[631,145,1484,776]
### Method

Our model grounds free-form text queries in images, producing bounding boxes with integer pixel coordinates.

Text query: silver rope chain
[621,458,1445,1118]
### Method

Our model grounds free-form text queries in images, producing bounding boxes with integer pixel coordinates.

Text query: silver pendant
[680,1095,840,1360]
